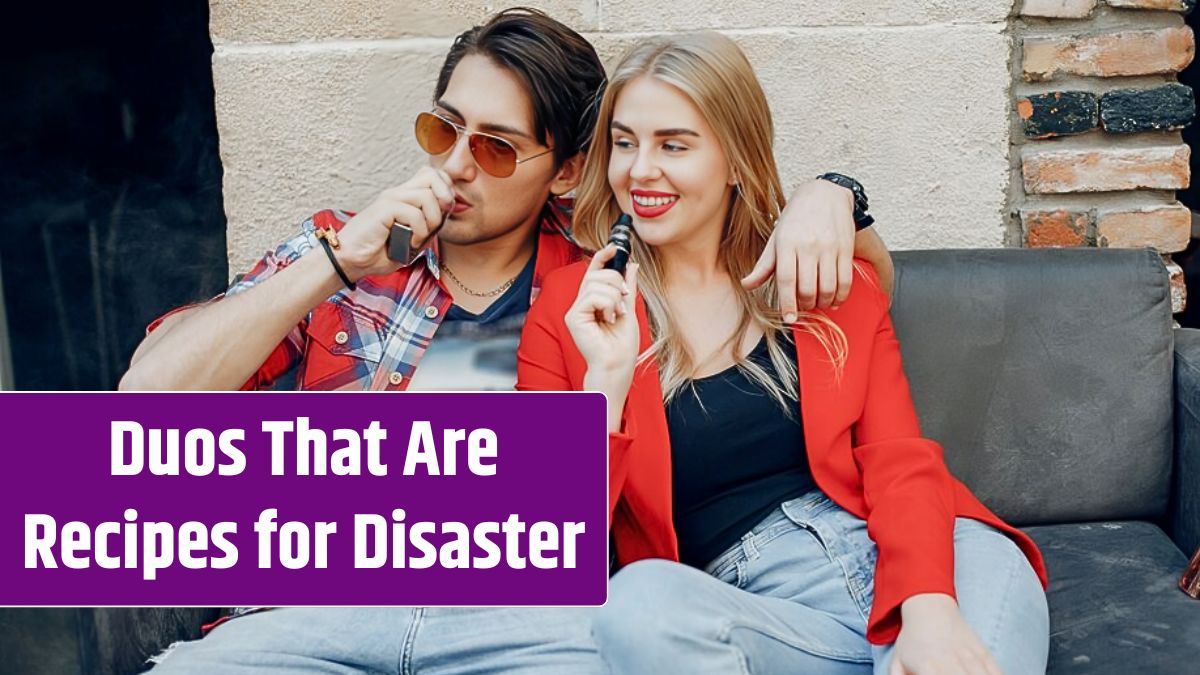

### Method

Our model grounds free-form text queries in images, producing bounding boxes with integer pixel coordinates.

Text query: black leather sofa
[2,248,1198,673]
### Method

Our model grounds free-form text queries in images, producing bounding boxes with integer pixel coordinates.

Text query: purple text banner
[0,392,608,606]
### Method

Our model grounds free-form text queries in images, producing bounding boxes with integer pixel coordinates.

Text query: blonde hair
[574,32,847,409]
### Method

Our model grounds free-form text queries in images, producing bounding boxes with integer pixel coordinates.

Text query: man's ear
[549,151,586,197]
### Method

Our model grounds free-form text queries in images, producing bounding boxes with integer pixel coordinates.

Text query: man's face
[428,54,560,246]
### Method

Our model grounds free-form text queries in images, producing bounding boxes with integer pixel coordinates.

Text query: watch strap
[816,172,873,231]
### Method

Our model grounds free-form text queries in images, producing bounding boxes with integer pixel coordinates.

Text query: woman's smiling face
[607,75,736,251]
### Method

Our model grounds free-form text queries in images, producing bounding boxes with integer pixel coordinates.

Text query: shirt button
[334,331,349,345]
[389,372,404,386]
[424,306,440,319]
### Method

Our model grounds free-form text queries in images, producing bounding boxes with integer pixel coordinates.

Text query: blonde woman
[517,33,1050,675]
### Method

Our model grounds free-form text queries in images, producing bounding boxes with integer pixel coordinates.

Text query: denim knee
[595,559,710,649]
[953,519,1049,670]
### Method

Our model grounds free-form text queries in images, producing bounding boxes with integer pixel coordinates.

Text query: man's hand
[336,166,455,282]
[742,178,855,318]
[742,177,894,317]
[888,594,1002,675]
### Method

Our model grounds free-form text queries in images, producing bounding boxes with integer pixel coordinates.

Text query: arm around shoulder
[852,227,894,302]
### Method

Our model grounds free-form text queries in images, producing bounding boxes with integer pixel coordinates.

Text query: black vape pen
[603,213,634,275]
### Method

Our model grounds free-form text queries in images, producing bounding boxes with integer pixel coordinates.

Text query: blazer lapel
[790,323,868,519]
[624,294,680,558]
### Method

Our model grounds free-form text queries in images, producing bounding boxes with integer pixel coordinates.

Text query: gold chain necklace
[441,263,520,298]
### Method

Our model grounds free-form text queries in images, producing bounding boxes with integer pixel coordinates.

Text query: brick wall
[1015,0,1196,311]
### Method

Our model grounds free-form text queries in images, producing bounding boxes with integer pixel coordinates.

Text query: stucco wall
[210,1,1017,273]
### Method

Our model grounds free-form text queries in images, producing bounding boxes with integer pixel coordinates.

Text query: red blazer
[517,259,1048,645]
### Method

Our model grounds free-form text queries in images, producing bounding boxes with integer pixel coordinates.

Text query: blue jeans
[148,607,602,674]
[594,488,1050,675]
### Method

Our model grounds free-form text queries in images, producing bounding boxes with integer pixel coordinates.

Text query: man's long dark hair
[434,7,607,171]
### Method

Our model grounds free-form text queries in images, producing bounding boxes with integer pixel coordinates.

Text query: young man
[127,8,893,673]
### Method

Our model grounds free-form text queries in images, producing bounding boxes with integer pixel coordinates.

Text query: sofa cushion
[891,249,1173,525]
[1025,521,1200,674]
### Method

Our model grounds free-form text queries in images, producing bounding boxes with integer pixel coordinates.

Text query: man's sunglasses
[413,111,553,178]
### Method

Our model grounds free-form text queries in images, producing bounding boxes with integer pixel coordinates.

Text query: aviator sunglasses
[413,111,554,178]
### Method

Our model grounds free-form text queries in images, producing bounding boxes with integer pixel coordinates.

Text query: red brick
[1096,203,1192,252]
[1023,27,1195,81]
[1021,209,1091,247]
[1021,144,1190,193]
[1021,0,1097,18]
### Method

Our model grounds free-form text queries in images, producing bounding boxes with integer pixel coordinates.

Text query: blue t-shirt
[404,251,536,391]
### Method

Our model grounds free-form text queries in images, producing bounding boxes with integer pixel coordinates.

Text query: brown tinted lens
[414,113,457,155]
[470,134,518,177]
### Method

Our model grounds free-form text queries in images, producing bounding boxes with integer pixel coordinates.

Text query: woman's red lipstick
[630,189,679,219]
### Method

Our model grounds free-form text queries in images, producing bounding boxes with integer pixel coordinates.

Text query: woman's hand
[889,594,1002,675]
[566,245,641,376]
[566,246,640,428]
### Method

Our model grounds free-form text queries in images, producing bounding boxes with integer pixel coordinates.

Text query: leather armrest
[1169,328,1200,557]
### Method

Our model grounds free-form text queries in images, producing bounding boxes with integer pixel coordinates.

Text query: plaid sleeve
[146,211,349,390]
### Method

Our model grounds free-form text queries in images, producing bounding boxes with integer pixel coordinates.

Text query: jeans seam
[399,607,423,675]
[707,535,749,580]
[743,531,761,561]
[789,503,875,625]
[981,548,1020,658]
[795,522,834,563]
[840,554,873,625]
[813,518,874,626]
[751,519,799,549]
[708,554,740,581]
[714,617,873,665]
[779,503,837,562]
[714,620,754,675]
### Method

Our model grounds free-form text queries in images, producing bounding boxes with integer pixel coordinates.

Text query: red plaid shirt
[149,201,585,391]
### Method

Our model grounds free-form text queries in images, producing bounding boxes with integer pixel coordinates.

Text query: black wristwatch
[816,173,874,231]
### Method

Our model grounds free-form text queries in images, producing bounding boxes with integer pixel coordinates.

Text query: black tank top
[666,335,815,568]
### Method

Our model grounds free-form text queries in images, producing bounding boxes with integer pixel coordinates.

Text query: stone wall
[208,1,1016,271]
[209,1,1196,312]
